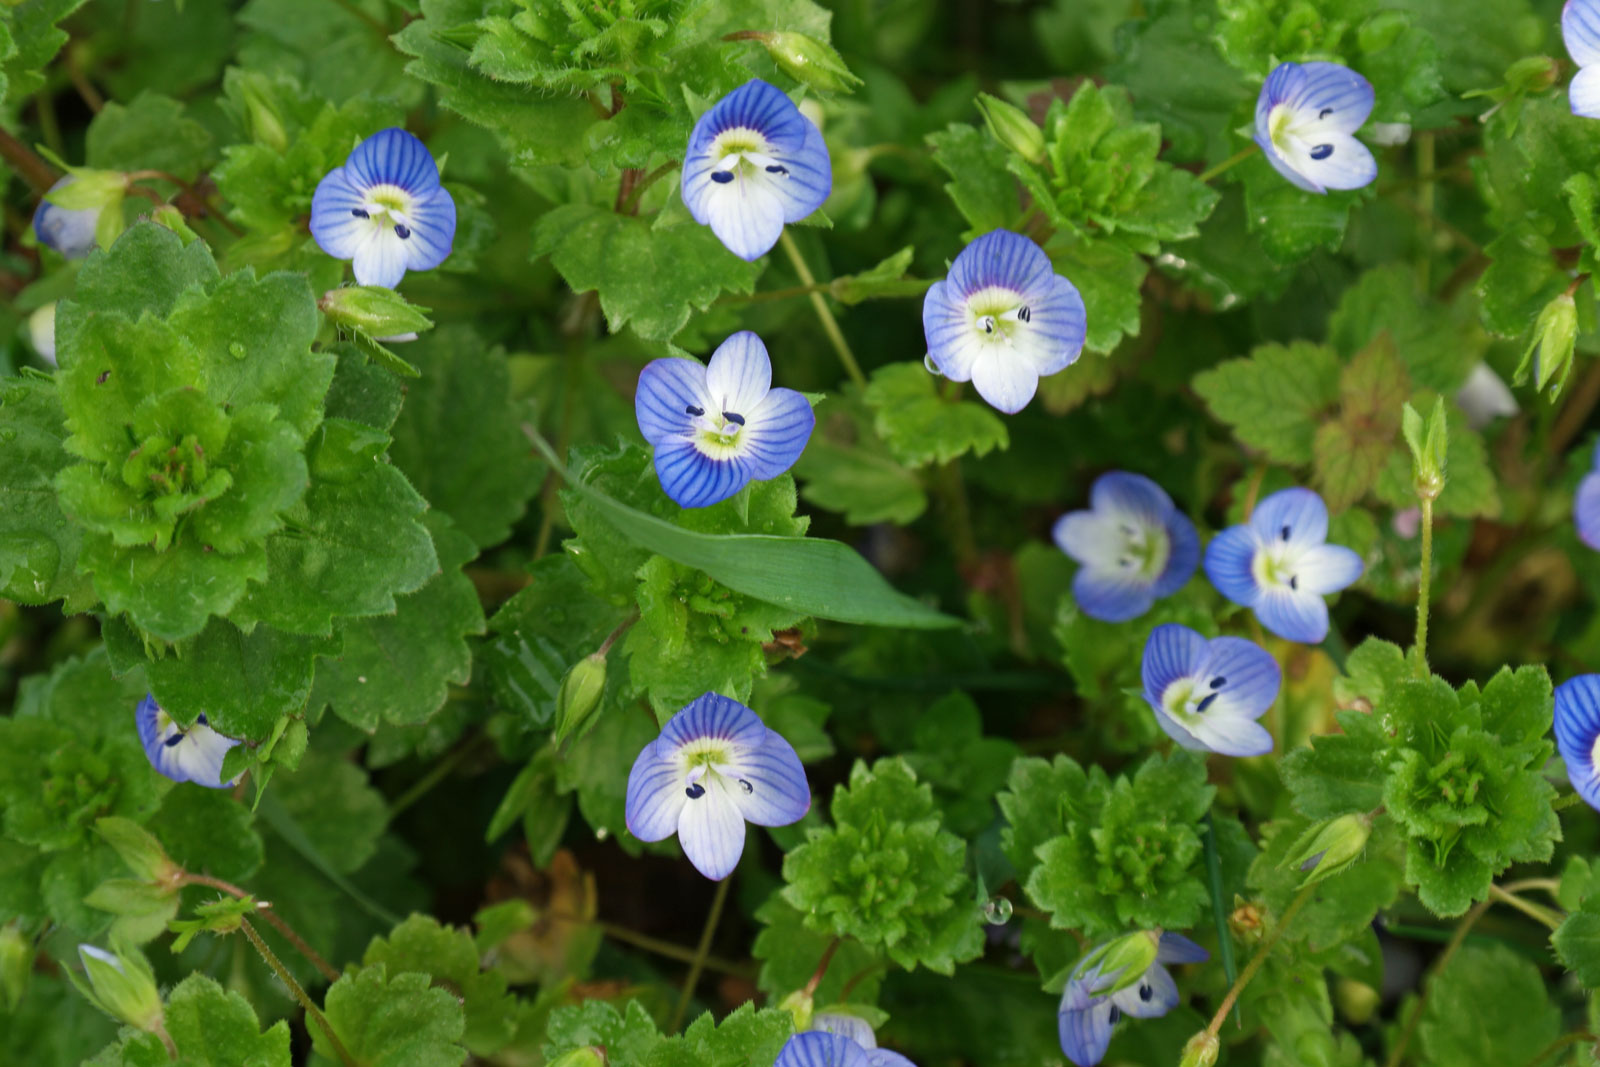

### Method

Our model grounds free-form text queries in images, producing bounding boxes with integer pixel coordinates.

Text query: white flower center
[676,739,754,799]
[1161,673,1229,728]
[1268,103,1336,163]
[1108,519,1170,580]
[966,285,1033,346]
[708,127,790,185]
[684,398,749,460]
[1251,531,1306,593]
[354,183,418,240]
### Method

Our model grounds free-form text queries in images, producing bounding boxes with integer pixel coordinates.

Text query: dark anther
[197,713,208,725]
[1118,557,1134,568]
[685,404,705,417]
[1120,524,1136,536]
[1318,107,1334,119]
[351,208,369,218]
[1289,575,1299,591]
[96,371,111,385]
[1310,144,1334,160]
[394,223,411,239]
[1017,305,1031,322]
[1210,676,1226,689]
[164,732,185,748]
[739,779,753,794]
[765,164,788,175]
[1196,693,1219,714]
[723,411,746,426]
[685,783,707,799]
[1280,525,1292,542]
[711,171,735,184]
[983,320,994,334]
[1139,984,1153,1002]
[1108,1006,1123,1025]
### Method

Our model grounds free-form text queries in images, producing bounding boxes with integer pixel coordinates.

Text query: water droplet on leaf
[229,342,247,360]
[982,896,1013,925]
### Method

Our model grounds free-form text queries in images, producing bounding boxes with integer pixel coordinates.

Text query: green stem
[1555,791,1587,811]
[669,875,732,1032]
[179,873,340,983]
[33,90,64,159]
[620,160,681,213]
[779,229,867,388]
[802,937,842,998]
[240,919,357,1067]
[1521,1031,1596,1067]
[1487,884,1563,930]
[386,733,486,822]
[1414,495,1434,679]
[1202,814,1241,1025]
[1204,880,1316,1036]
[1198,144,1259,184]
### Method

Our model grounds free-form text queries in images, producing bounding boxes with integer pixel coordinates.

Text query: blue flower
[1059,932,1208,1067]
[1555,675,1600,810]
[635,331,815,509]
[923,230,1087,413]
[1052,472,1199,622]
[33,176,101,259]
[135,695,240,789]
[1254,61,1377,194]
[682,78,831,261]
[310,128,456,289]
[624,692,810,881]
[778,1030,916,1067]
[1567,0,1600,117]
[1203,488,1363,644]
[1141,624,1280,757]
[1576,441,1600,551]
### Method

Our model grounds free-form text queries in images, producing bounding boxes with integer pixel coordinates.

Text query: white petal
[705,331,773,415]
[351,228,411,288]
[677,777,747,880]
[701,178,786,262]
[969,346,1039,413]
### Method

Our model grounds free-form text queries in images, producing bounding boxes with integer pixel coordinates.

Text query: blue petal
[309,167,369,260]
[1022,273,1088,375]
[1295,543,1363,595]
[1577,470,1600,550]
[741,388,815,481]
[677,777,746,880]
[33,177,99,259]
[136,694,238,788]
[344,128,442,195]
[1196,637,1281,720]
[1573,62,1600,118]
[1555,675,1600,810]
[1110,964,1177,1019]
[922,278,983,381]
[1284,135,1376,193]
[1156,932,1209,965]
[1153,510,1201,598]
[1059,999,1116,1067]
[1567,0,1600,70]
[636,357,709,445]
[947,230,1053,301]
[727,729,810,827]
[654,439,750,508]
[1203,525,1261,607]
[1249,488,1329,549]
[813,1013,877,1048]
[625,738,687,843]
[1256,128,1326,194]
[1141,624,1208,703]
[1072,567,1156,623]
[776,1032,873,1067]
[1255,587,1330,644]
[1091,471,1173,527]
[771,114,832,224]
[1259,62,1375,135]
[705,331,772,414]
[661,692,769,751]
[399,187,456,273]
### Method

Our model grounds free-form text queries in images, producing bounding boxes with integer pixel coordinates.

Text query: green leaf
[1247,816,1402,952]
[752,895,884,1004]
[1417,944,1559,1067]
[534,432,961,630]
[1326,265,1484,393]
[795,401,929,526]
[1193,341,1342,465]
[1374,405,1499,519]
[85,93,214,180]
[361,915,519,1057]
[0,0,90,106]
[862,362,1009,469]
[928,122,1021,235]
[315,964,466,1067]
[1240,155,1359,264]
[903,690,1020,837]
[1050,234,1149,355]
[386,326,544,549]
[543,1000,663,1064]
[151,787,264,885]
[1281,708,1390,818]
[163,974,292,1067]
[0,374,96,610]
[1312,333,1409,512]
[647,1004,795,1067]
[534,204,762,343]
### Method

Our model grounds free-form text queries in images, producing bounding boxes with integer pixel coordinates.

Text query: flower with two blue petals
[136,695,240,789]
[33,176,101,259]
[1566,0,1600,118]
[1555,675,1600,811]
[922,229,1087,413]
[624,692,810,881]
[1053,472,1199,622]
[778,1030,915,1067]
[1204,487,1364,645]
[1575,441,1600,551]
[682,78,832,261]
[1142,624,1280,757]
[310,127,456,288]
[1058,932,1208,1067]
[1254,61,1377,194]
[636,331,815,509]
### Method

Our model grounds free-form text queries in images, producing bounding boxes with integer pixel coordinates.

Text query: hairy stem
[179,873,341,983]
[802,937,842,998]
[779,229,868,388]
[1487,884,1563,929]
[1204,879,1316,1036]
[1414,495,1434,679]
[670,875,732,1032]
[0,124,58,194]
[1198,144,1259,184]
[620,160,681,213]
[240,919,356,1067]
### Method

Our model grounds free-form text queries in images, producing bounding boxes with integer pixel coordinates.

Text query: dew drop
[595,827,609,841]
[923,353,943,376]
[229,342,247,360]
[982,896,1013,925]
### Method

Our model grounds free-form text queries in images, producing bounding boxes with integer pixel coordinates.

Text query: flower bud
[1229,899,1265,943]
[1334,977,1380,1024]
[235,76,290,154]
[1400,398,1448,502]
[320,286,434,339]
[0,923,29,1010]
[95,817,180,884]
[1515,290,1579,399]
[1284,813,1372,886]
[72,942,164,1033]
[976,93,1046,164]
[760,32,861,95]
[548,1048,607,1067]
[1179,1030,1220,1067]
[554,652,608,744]
[1506,55,1561,94]
[45,169,127,212]
[28,303,57,367]
[777,988,815,1031]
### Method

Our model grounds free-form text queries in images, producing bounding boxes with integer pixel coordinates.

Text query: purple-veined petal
[1256,127,1326,194]
[1249,488,1330,549]
[922,279,984,380]
[625,741,687,843]
[1153,510,1201,598]
[677,776,747,880]
[1110,964,1178,1019]
[768,116,832,224]
[1273,134,1377,193]
[1156,932,1209,965]
[740,388,815,481]
[309,167,372,260]
[776,1031,874,1067]
[136,695,238,788]
[1141,624,1208,703]
[1578,470,1600,550]
[1187,714,1274,757]
[1010,273,1087,377]
[351,228,411,289]
[661,692,770,751]
[699,177,787,261]
[947,230,1053,300]
[690,79,814,158]
[1555,675,1600,810]
[399,187,456,272]
[1072,567,1156,623]
[636,358,711,445]
[813,1013,877,1047]
[1203,525,1262,607]
[705,331,773,415]
[969,345,1041,413]
[1091,472,1173,528]
[32,177,99,259]
[1195,637,1281,720]
[1255,586,1330,644]
[1295,543,1363,595]
[1572,64,1600,119]
[1259,61,1375,135]
[726,730,810,827]
[344,127,442,195]
[1567,0,1600,70]
[1058,998,1116,1067]
[653,438,749,509]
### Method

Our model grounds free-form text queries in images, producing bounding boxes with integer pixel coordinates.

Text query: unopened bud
[759,32,861,95]
[1229,899,1265,943]
[1284,813,1372,886]
[1334,977,1380,1024]
[554,652,608,743]
[1506,55,1561,94]
[1400,398,1448,502]
[28,303,57,367]
[72,942,164,1033]
[548,1048,607,1067]
[976,93,1046,164]
[235,76,289,154]
[1515,290,1579,399]
[319,286,433,339]
[778,988,815,1031]
[45,169,127,212]
[96,817,179,884]
[1179,1030,1220,1067]
[0,924,28,1010]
